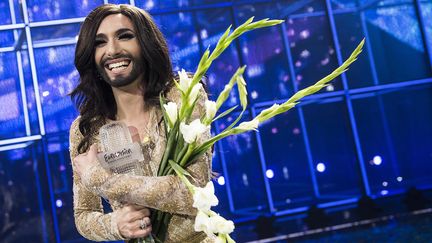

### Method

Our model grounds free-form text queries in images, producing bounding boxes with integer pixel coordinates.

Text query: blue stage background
[0,0,431,242]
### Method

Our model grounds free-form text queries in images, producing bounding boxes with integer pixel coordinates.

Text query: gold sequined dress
[69,88,216,242]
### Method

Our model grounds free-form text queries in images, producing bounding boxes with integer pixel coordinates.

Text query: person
[69,4,214,242]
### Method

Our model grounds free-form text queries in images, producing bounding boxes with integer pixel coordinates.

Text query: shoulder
[70,116,82,136]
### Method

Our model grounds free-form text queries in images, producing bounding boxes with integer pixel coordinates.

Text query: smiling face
[94,14,144,88]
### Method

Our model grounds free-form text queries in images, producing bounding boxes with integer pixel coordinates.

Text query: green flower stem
[178,18,284,118]
[158,123,179,176]
[179,143,195,167]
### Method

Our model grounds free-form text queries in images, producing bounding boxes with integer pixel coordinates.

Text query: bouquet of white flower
[150,16,364,242]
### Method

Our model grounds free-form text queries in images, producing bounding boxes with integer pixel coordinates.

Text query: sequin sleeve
[80,87,213,216]
[70,118,127,241]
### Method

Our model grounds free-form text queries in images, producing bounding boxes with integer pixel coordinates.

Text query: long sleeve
[81,149,211,216]
[80,86,213,216]
[70,118,126,241]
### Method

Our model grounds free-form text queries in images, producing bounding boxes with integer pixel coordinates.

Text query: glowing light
[380,190,389,196]
[266,169,274,179]
[217,176,225,186]
[283,166,289,179]
[285,198,291,204]
[191,35,198,44]
[56,199,63,208]
[145,0,154,9]
[382,181,388,187]
[42,91,50,97]
[373,155,382,165]
[316,163,326,172]
[271,127,278,134]
[200,29,208,39]
[397,177,403,182]
[326,84,334,92]
[295,61,302,67]
[300,30,310,39]
[300,49,310,58]
[321,57,330,66]
[292,128,300,135]
[242,173,249,186]
[251,91,258,99]
[242,46,249,55]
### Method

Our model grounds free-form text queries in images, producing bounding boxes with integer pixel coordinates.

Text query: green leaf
[212,105,238,122]
[168,159,191,177]
[221,110,245,133]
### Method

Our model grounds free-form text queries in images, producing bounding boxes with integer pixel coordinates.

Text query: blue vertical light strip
[250,107,276,212]
[358,7,400,184]
[414,0,432,71]
[9,0,31,136]
[130,0,136,6]
[279,20,320,198]
[230,5,275,213]
[214,123,236,213]
[32,143,49,243]
[325,0,371,195]
[21,0,46,135]
[41,137,61,242]
[20,0,59,241]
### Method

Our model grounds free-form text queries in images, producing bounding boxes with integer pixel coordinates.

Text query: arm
[80,87,213,216]
[70,118,126,241]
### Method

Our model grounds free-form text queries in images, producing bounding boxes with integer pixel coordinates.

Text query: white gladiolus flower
[208,214,235,234]
[205,100,217,121]
[194,210,212,236]
[180,119,209,144]
[193,181,219,211]
[189,83,203,105]
[237,119,259,131]
[178,69,191,92]
[163,102,178,126]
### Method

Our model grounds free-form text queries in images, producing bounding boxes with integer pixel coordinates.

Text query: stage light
[397,176,403,182]
[283,166,289,179]
[300,30,310,39]
[42,91,50,97]
[380,190,389,196]
[316,163,326,172]
[382,181,388,187]
[373,155,382,165]
[242,173,249,186]
[266,169,274,179]
[56,199,63,208]
[217,176,225,186]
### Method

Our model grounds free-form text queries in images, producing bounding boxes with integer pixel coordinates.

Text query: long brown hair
[70,4,173,153]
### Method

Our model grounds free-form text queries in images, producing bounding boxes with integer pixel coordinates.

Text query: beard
[97,54,145,88]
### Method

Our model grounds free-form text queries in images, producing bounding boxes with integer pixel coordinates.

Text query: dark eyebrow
[95,28,135,39]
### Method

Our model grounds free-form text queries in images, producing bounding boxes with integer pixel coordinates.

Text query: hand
[115,204,152,239]
[72,144,99,179]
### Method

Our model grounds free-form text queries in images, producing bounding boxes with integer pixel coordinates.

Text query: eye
[119,33,135,40]
[94,39,106,47]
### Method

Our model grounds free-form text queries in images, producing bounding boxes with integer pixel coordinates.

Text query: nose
[105,39,120,57]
